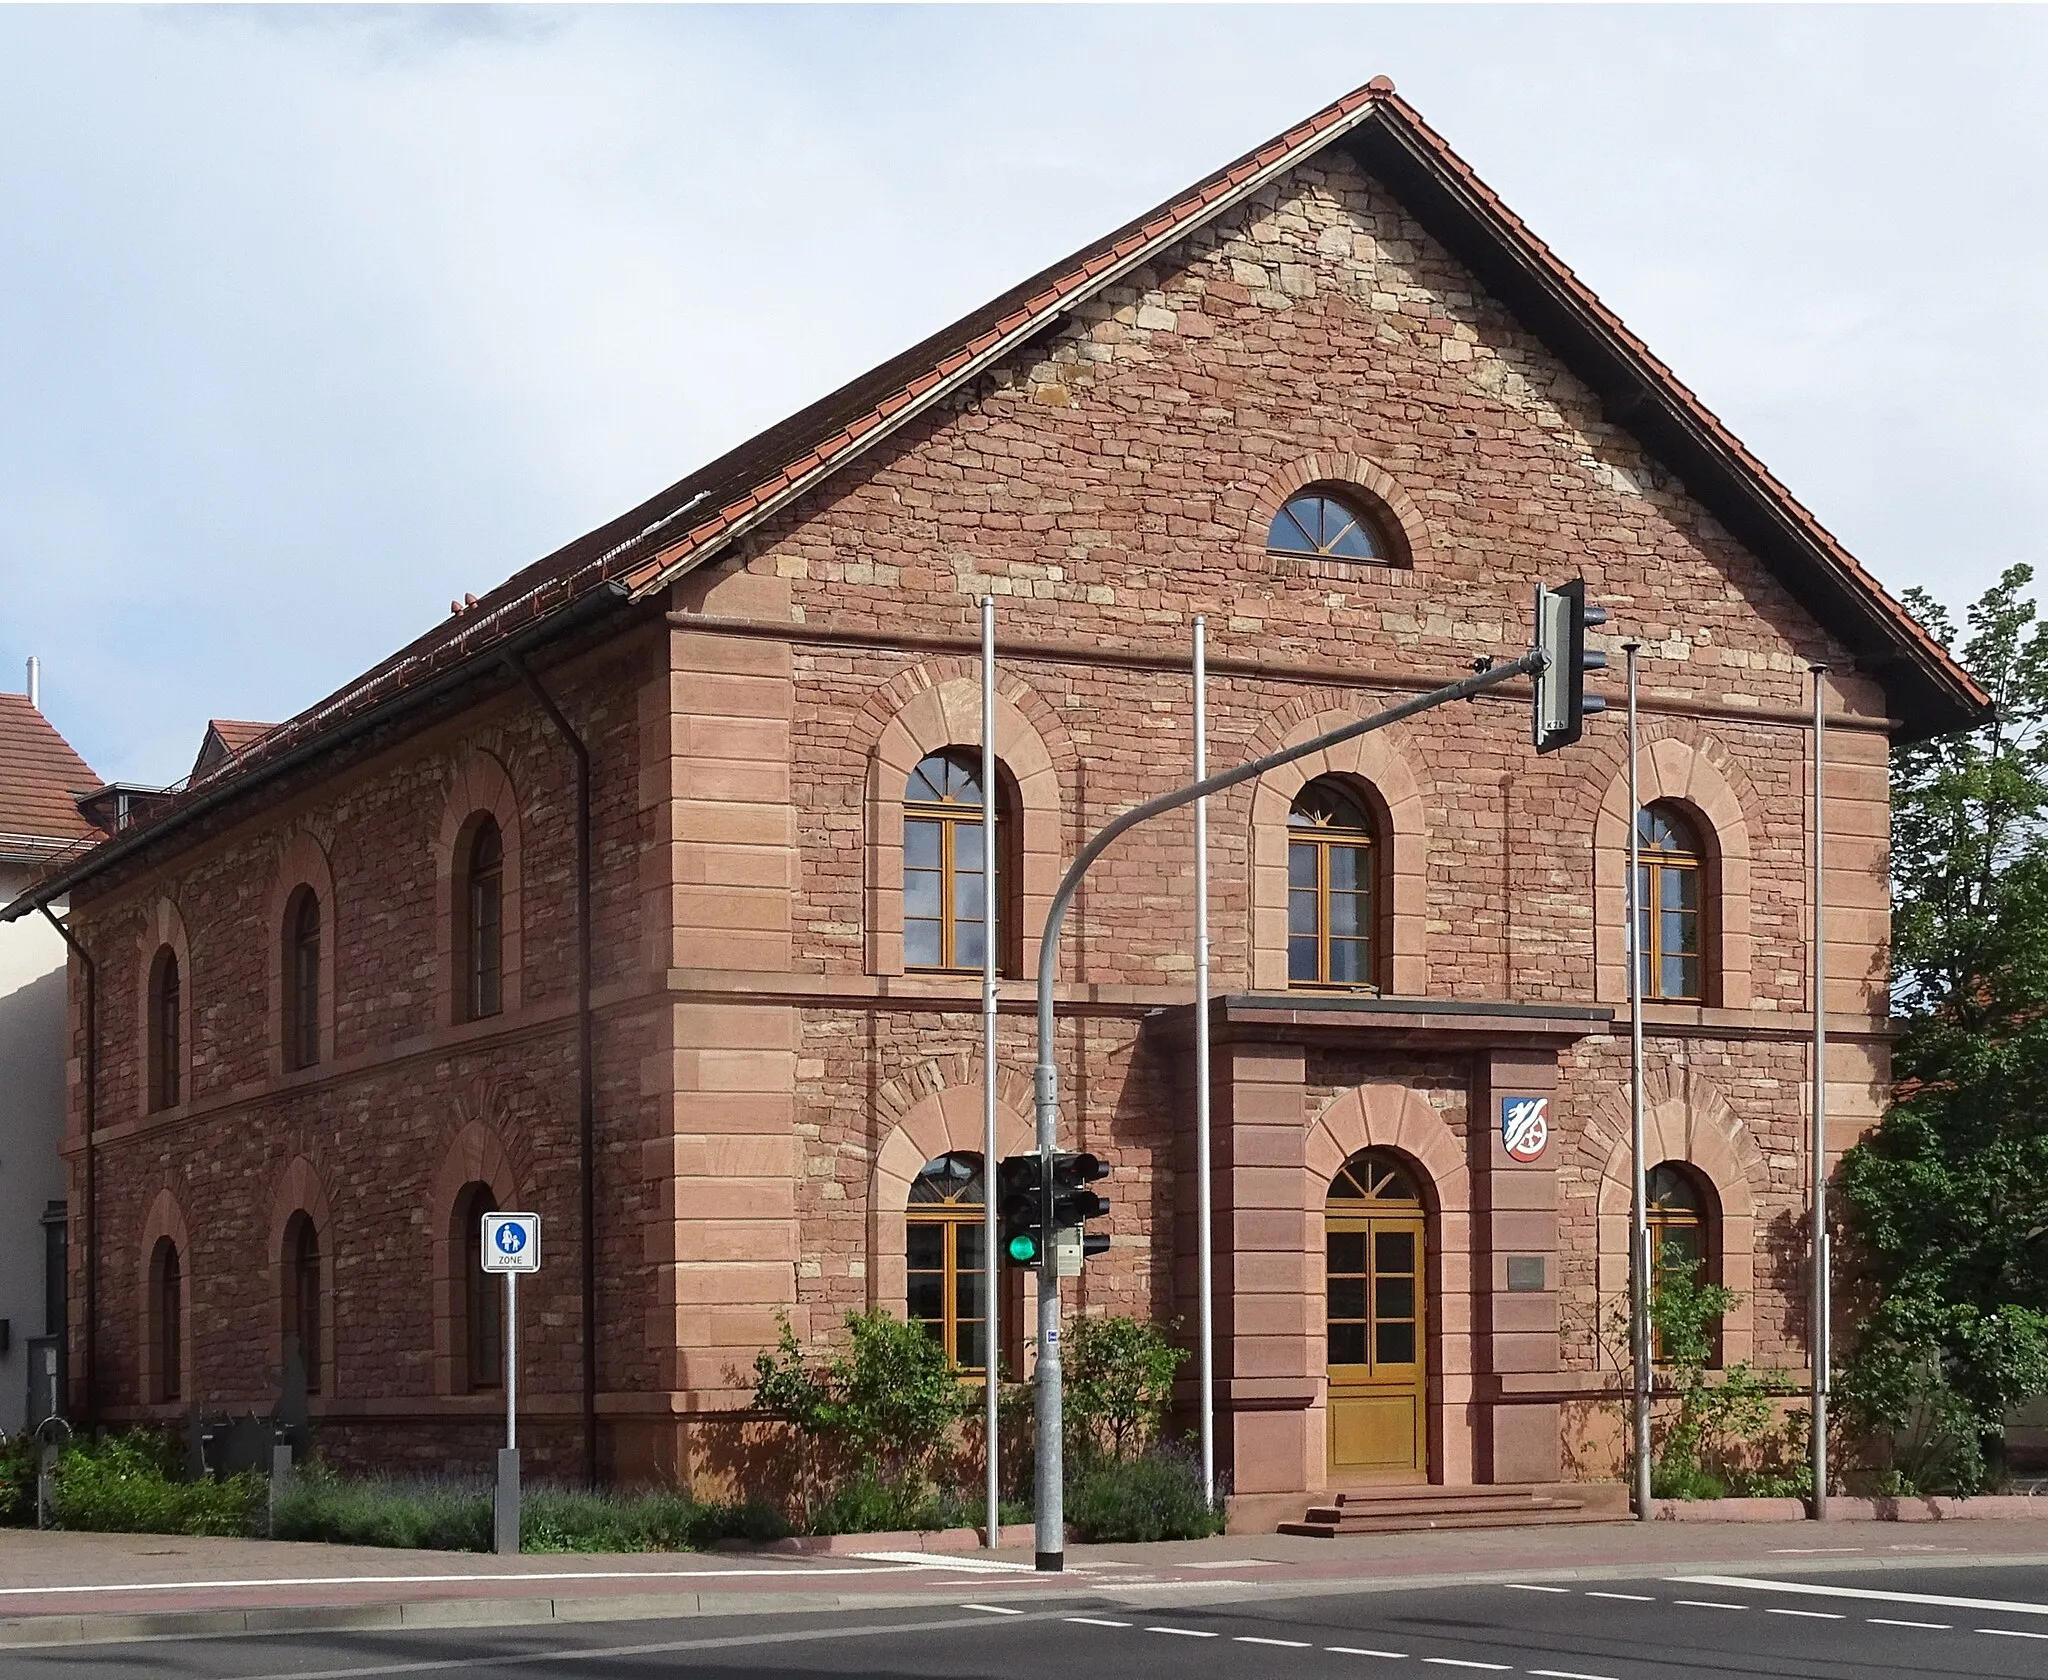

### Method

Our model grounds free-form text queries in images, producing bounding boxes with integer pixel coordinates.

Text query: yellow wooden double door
[1325,1151,1427,1479]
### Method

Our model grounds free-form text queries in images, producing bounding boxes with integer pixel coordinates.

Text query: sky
[2,5,2043,786]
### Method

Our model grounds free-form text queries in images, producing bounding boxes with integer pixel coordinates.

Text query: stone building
[4,80,1986,1506]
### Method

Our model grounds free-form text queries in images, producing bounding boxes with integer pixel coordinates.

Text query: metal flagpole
[1810,663,1830,1518]
[982,597,1001,1548]
[1192,617,1215,1509]
[1625,642,1651,1521]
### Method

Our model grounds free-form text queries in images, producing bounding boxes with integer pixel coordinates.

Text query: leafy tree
[1835,565,2048,1490]
[750,1309,970,1483]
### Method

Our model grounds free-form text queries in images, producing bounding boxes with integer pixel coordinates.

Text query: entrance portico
[1188,994,1609,1497]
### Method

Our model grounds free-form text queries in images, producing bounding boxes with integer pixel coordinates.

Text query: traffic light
[1532,578,1608,753]
[1050,1151,1111,1230]
[997,1155,1046,1267]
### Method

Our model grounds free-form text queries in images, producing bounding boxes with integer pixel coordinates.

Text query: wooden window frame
[905,1153,996,1379]
[1647,1161,1718,1366]
[1268,486,1394,564]
[1636,804,1707,1003]
[285,888,322,1070]
[903,752,1006,976]
[1288,779,1380,992]
[462,818,505,1022]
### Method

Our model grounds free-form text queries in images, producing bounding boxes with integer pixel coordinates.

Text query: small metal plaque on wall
[1506,1255,1547,1293]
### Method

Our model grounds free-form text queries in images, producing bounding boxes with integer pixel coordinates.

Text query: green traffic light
[1007,1232,1039,1264]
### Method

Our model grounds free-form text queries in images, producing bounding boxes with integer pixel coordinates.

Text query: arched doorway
[1325,1149,1426,1480]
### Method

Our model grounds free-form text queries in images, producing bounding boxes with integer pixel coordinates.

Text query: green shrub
[0,1434,37,1526]
[271,1469,491,1550]
[52,1430,262,1537]
[752,1309,970,1480]
[1067,1448,1222,1543]
[1064,1316,1188,1465]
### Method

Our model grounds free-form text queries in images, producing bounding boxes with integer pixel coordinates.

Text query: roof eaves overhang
[0,581,639,924]
[1342,102,1990,744]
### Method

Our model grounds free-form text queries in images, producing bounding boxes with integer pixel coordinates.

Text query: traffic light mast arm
[1025,637,1546,1571]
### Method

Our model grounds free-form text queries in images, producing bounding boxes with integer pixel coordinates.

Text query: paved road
[12,1560,2048,1680]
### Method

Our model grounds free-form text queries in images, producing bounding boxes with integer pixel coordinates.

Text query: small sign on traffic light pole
[480,1212,538,1554]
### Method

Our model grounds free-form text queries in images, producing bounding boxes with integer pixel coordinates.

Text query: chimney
[26,655,39,712]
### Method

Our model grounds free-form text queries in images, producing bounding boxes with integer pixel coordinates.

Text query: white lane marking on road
[1421,1661,1509,1672]
[1326,1647,1408,1659]
[1529,1670,1621,1680]
[1980,1627,2048,1640]
[1584,1591,1654,1602]
[858,1552,1037,1573]
[1504,1584,1570,1594]
[0,1563,926,1597]
[1868,1618,1950,1629]
[1676,1574,2048,1618]
[1673,1600,1746,1610]
[1146,1626,1218,1638]
[960,1604,1025,1615]
[1236,1636,1312,1647]
[1065,1617,1133,1628]
[1765,1608,1844,1620]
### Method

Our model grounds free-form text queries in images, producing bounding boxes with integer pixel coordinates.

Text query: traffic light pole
[1029,642,1547,1570]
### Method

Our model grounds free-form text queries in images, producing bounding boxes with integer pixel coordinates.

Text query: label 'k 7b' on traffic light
[1532,577,1609,753]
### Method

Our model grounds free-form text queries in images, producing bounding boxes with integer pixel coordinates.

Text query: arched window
[1647,1162,1717,1362]
[906,1152,987,1374]
[1288,778,1379,990]
[1636,805,1704,1002]
[1268,488,1392,563]
[903,750,1003,974]
[148,946,181,1111]
[285,887,322,1069]
[283,1212,323,1396]
[462,818,504,1022]
[151,1237,183,1403]
[456,1183,502,1392]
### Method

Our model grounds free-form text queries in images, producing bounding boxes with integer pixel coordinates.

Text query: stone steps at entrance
[1278,1483,1632,1537]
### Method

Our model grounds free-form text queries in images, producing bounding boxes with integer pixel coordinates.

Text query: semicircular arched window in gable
[1268,489,1390,563]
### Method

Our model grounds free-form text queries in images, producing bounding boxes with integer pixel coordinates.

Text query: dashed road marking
[1504,1584,1569,1594]
[1868,1618,1949,1629]
[959,1604,1025,1615]
[1584,1592,1653,1602]
[1765,1608,1843,1620]
[1238,1636,1313,1648]
[1064,1617,1132,1628]
[1146,1626,1218,1638]
[1529,1671,1621,1680]
[1674,1600,1746,1611]
[1421,1661,1509,1672]
[1981,1627,2048,1641]
[1674,1574,2048,1617]
[1326,1647,1408,1659]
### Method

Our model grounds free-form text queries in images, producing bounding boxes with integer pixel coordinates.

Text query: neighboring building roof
[192,719,275,781]
[0,692,98,863]
[0,75,1993,916]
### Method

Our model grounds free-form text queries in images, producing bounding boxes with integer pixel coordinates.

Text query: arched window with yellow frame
[1647,1161,1718,1363]
[904,750,1003,974]
[1636,804,1705,1002]
[1289,777,1379,990]
[905,1152,988,1375]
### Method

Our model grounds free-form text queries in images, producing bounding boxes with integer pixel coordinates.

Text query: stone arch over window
[1593,1065,1762,1366]
[437,750,524,1027]
[1593,732,1755,1009]
[1249,715,1427,994]
[139,897,192,1116]
[267,831,337,1075]
[426,1122,521,1396]
[863,670,1064,979]
[138,1188,192,1408]
[871,1076,1034,1329]
[1306,1083,1473,1488]
[267,1156,336,1400]
[1245,450,1432,575]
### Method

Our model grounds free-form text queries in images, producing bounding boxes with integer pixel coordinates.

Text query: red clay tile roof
[3,76,1994,910]
[0,693,98,856]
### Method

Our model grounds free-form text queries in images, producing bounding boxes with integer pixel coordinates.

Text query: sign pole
[1810,663,1830,1518]
[981,596,1001,1549]
[1192,617,1215,1510]
[483,1210,537,1556]
[1624,642,1651,1522]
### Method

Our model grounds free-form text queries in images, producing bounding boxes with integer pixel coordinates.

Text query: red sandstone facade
[18,83,1985,1502]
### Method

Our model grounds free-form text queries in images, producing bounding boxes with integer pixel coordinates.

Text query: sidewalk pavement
[6,1516,2048,1648]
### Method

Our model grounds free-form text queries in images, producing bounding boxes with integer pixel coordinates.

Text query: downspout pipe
[504,653,599,1490]
[39,903,95,1425]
